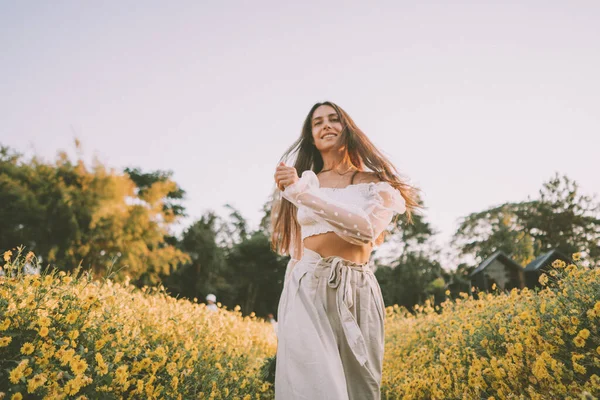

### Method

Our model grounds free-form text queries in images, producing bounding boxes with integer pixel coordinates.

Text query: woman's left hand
[274,162,299,191]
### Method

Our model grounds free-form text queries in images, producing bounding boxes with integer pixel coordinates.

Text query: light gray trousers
[275,248,385,400]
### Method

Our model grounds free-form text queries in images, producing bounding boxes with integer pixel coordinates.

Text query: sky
[1,1,599,269]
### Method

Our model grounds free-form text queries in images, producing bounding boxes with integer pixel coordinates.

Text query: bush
[2,247,599,399]
[381,255,600,399]
[0,248,276,399]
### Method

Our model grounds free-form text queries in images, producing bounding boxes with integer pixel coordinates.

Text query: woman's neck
[321,151,354,172]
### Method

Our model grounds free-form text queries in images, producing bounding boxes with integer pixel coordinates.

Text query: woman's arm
[281,170,406,245]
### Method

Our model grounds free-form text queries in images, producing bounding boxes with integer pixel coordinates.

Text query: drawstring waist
[299,248,377,367]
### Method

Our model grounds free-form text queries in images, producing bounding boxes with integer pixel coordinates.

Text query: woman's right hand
[274,162,299,191]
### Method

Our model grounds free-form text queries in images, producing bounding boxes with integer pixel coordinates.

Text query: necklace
[318,166,356,176]
[317,166,358,189]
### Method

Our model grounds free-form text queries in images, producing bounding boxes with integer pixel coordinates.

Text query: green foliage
[453,173,600,268]
[0,144,189,284]
[382,254,600,399]
[376,252,445,310]
[525,174,600,262]
[166,207,288,318]
[224,232,287,317]
[124,166,186,220]
[452,203,536,265]
[3,140,598,323]
[0,249,275,399]
[165,212,230,301]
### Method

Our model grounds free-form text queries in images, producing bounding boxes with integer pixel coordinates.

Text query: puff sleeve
[281,170,406,246]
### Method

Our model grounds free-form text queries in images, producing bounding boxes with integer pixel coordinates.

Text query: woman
[271,101,419,400]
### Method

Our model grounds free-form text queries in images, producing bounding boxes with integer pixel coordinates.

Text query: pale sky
[1,1,599,269]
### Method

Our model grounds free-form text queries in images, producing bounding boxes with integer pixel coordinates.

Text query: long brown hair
[270,101,421,256]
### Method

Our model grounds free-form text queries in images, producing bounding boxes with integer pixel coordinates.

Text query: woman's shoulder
[353,171,381,185]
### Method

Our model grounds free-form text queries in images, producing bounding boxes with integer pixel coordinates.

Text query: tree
[375,210,440,264]
[217,204,250,249]
[165,212,230,301]
[523,174,600,263]
[225,232,287,317]
[452,204,536,266]
[0,144,189,283]
[452,173,599,268]
[374,208,448,309]
[124,167,187,247]
[375,252,445,310]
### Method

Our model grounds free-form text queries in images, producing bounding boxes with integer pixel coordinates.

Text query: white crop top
[281,170,407,263]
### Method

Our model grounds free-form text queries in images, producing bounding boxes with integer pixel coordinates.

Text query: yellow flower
[572,252,581,261]
[20,342,35,355]
[9,368,24,384]
[538,273,548,286]
[574,363,586,374]
[25,251,34,263]
[96,362,108,376]
[0,336,12,347]
[38,326,49,338]
[514,343,523,356]
[63,379,81,396]
[574,336,586,347]
[552,259,566,268]
[578,329,590,339]
[43,275,53,286]
[0,318,10,331]
[59,348,75,365]
[166,361,177,375]
[27,373,47,394]
[3,250,12,262]
[70,357,88,376]
[10,393,22,400]
[115,365,129,385]
[9,360,28,385]
[66,312,78,324]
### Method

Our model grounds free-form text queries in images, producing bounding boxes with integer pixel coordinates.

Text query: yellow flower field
[1,249,599,399]
[381,257,600,399]
[0,249,277,400]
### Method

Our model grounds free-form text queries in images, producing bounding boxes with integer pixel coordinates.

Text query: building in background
[524,249,571,289]
[470,251,525,293]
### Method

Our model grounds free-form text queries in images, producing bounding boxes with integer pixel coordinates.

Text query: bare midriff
[303,232,373,264]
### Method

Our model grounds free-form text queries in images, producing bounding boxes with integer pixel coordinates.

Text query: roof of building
[470,250,524,277]
[524,249,571,272]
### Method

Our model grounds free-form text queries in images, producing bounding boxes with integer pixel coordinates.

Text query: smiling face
[311,104,344,152]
